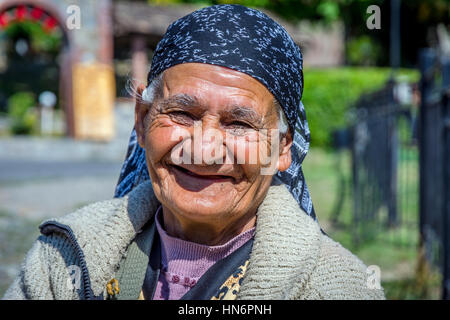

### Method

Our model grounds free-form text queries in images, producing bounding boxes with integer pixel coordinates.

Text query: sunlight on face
[136,63,290,229]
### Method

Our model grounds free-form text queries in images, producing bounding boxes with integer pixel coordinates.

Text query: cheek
[225,134,268,181]
[146,122,188,165]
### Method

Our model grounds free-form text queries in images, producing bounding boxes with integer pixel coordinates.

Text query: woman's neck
[160,205,257,246]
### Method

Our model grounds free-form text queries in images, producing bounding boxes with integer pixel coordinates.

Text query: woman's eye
[226,121,254,136]
[227,121,251,129]
[168,111,195,124]
[170,111,192,118]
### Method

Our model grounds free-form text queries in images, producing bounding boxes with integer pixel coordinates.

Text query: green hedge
[301,67,420,148]
[7,92,37,135]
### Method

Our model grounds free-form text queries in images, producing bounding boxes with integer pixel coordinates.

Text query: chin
[170,193,234,220]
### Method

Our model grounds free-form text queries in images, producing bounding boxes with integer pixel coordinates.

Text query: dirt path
[0,161,123,296]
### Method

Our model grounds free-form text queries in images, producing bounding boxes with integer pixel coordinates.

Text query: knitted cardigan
[2,181,385,300]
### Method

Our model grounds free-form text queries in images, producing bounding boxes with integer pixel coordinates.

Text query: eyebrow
[225,105,264,127]
[157,94,200,111]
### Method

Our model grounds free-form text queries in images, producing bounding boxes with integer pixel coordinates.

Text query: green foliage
[316,1,340,23]
[302,67,420,148]
[7,92,37,135]
[347,35,382,66]
[4,20,63,54]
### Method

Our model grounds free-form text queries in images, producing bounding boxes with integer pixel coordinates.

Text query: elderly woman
[3,5,384,300]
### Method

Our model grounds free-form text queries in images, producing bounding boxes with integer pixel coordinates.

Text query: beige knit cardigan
[2,181,385,300]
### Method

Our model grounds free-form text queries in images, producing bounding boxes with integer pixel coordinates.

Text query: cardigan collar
[40,180,322,299]
[238,181,322,299]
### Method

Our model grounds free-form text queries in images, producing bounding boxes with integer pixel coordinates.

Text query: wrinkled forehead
[159,63,277,118]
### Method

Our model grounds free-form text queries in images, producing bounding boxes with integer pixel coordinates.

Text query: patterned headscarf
[114,4,316,220]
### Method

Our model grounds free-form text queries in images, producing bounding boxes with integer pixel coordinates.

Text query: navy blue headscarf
[114,4,316,220]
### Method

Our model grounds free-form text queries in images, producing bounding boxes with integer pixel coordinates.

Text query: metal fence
[348,49,450,299]
[350,80,419,247]
[418,48,450,299]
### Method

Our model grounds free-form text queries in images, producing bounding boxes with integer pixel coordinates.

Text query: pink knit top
[152,207,255,300]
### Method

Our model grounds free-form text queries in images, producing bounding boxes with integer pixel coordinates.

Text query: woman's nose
[192,120,226,165]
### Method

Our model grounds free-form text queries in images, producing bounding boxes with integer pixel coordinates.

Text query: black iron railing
[350,79,419,248]
[418,49,450,299]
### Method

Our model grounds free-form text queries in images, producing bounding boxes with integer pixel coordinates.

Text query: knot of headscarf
[114,4,316,220]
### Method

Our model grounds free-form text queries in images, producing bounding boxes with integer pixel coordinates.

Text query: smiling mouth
[170,164,235,182]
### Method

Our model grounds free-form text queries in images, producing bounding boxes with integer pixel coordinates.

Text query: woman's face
[135,63,292,232]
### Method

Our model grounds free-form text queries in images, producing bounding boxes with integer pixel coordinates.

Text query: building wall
[298,21,345,68]
[0,0,115,140]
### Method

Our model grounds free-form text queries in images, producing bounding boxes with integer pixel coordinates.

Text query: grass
[302,147,442,299]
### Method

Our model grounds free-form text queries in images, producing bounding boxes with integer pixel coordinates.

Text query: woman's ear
[135,84,149,148]
[277,130,293,172]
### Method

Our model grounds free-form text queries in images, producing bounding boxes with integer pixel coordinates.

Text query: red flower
[0,12,8,27]
[15,5,27,21]
[43,16,57,32]
[31,7,43,20]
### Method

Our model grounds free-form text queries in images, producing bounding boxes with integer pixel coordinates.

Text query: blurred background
[0,0,449,300]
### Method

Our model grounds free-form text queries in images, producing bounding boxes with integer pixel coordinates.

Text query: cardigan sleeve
[306,235,386,300]
[2,233,82,300]
[2,274,28,300]
[2,235,54,300]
